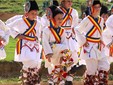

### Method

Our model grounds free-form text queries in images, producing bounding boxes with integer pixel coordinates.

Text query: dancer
[0,20,10,60]
[59,0,79,84]
[75,0,110,84]
[7,1,42,85]
[42,5,75,85]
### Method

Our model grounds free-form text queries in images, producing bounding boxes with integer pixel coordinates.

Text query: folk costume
[58,1,79,83]
[7,1,42,85]
[42,5,74,85]
[75,1,110,85]
[59,1,79,53]
[0,20,10,60]
[103,15,113,63]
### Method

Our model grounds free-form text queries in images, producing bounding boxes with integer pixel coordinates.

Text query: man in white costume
[102,14,113,63]
[0,20,10,60]
[58,1,79,84]
[7,1,42,85]
[43,5,75,85]
[75,0,110,84]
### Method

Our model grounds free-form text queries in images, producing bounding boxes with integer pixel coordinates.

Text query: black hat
[46,5,63,19]
[92,0,101,6]
[100,5,108,16]
[24,0,39,13]
[53,0,59,6]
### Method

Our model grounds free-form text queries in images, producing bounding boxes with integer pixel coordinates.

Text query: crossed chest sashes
[16,18,38,54]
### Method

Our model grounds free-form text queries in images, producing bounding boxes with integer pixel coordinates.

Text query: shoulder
[43,27,50,33]
[108,15,113,19]
[36,20,42,26]
[106,15,113,23]
[13,18,24,24]
[6,15,23,24]
[72,8,78,13]
[82,16,90,22]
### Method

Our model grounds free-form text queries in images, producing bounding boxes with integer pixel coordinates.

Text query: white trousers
[85,57,110,75]
[22,60,42,70]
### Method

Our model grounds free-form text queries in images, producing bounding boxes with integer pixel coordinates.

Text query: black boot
[65,81,73,85]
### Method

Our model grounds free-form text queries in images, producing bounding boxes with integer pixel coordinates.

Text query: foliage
[0,0,113,15]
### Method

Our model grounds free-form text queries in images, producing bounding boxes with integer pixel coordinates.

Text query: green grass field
[4,37,16,61]
[0,0,112,14]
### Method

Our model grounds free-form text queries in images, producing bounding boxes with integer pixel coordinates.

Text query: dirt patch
[0,61,22,77]
[0,12,22,21]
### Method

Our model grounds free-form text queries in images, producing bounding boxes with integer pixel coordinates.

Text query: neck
[91,14,99,18]
[54,25,59,28]
[27,18,34,21]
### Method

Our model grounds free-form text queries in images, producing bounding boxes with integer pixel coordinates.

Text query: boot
[65,81,73,85]
[84,74,99,85]
[98,70,108,85]
[20,67,40,85]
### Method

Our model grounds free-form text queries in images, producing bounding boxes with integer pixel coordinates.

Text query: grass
[4,37,16,61]
[0,77,19,84]
[0,0,112,14]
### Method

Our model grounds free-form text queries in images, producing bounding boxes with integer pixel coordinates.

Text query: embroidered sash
[60,7,73,26]
[49,26,64,43]
[86,15,101,43]
[16,18,37,54]
[87,15,102,36]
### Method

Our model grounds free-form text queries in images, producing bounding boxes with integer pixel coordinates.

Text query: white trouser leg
[85,59,98,75]
[98,57,110,71]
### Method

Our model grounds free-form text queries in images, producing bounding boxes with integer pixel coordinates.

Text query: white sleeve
[106,15,113,30]
[41,14,49,30]
[42,29,53,55]
[36,21,42,42]
[74,17,89,33]
[7,20,20,39]
[60,30,68,47]
[75,30,86,47]
[5,15,22,24]
[3,30,10,45]
[71,9,79,28]
[74,17,88,47]
[102,28,113,46]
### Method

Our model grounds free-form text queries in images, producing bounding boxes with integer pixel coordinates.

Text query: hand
[84,41,89,47]
[46,53,53,62]
[17,34,25,39]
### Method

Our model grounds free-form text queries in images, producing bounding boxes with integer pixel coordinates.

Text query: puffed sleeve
[42,28,53,55]
[71,9,79,28]
[6,19,21,39]
[74,17,89,47]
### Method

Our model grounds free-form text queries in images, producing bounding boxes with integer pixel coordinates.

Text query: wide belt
[61,26,71,30]
[86,36,101,43]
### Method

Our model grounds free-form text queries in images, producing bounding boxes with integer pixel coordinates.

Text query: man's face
[92,4,101,15]
[27,10,38,20]
[62,0,73,9]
